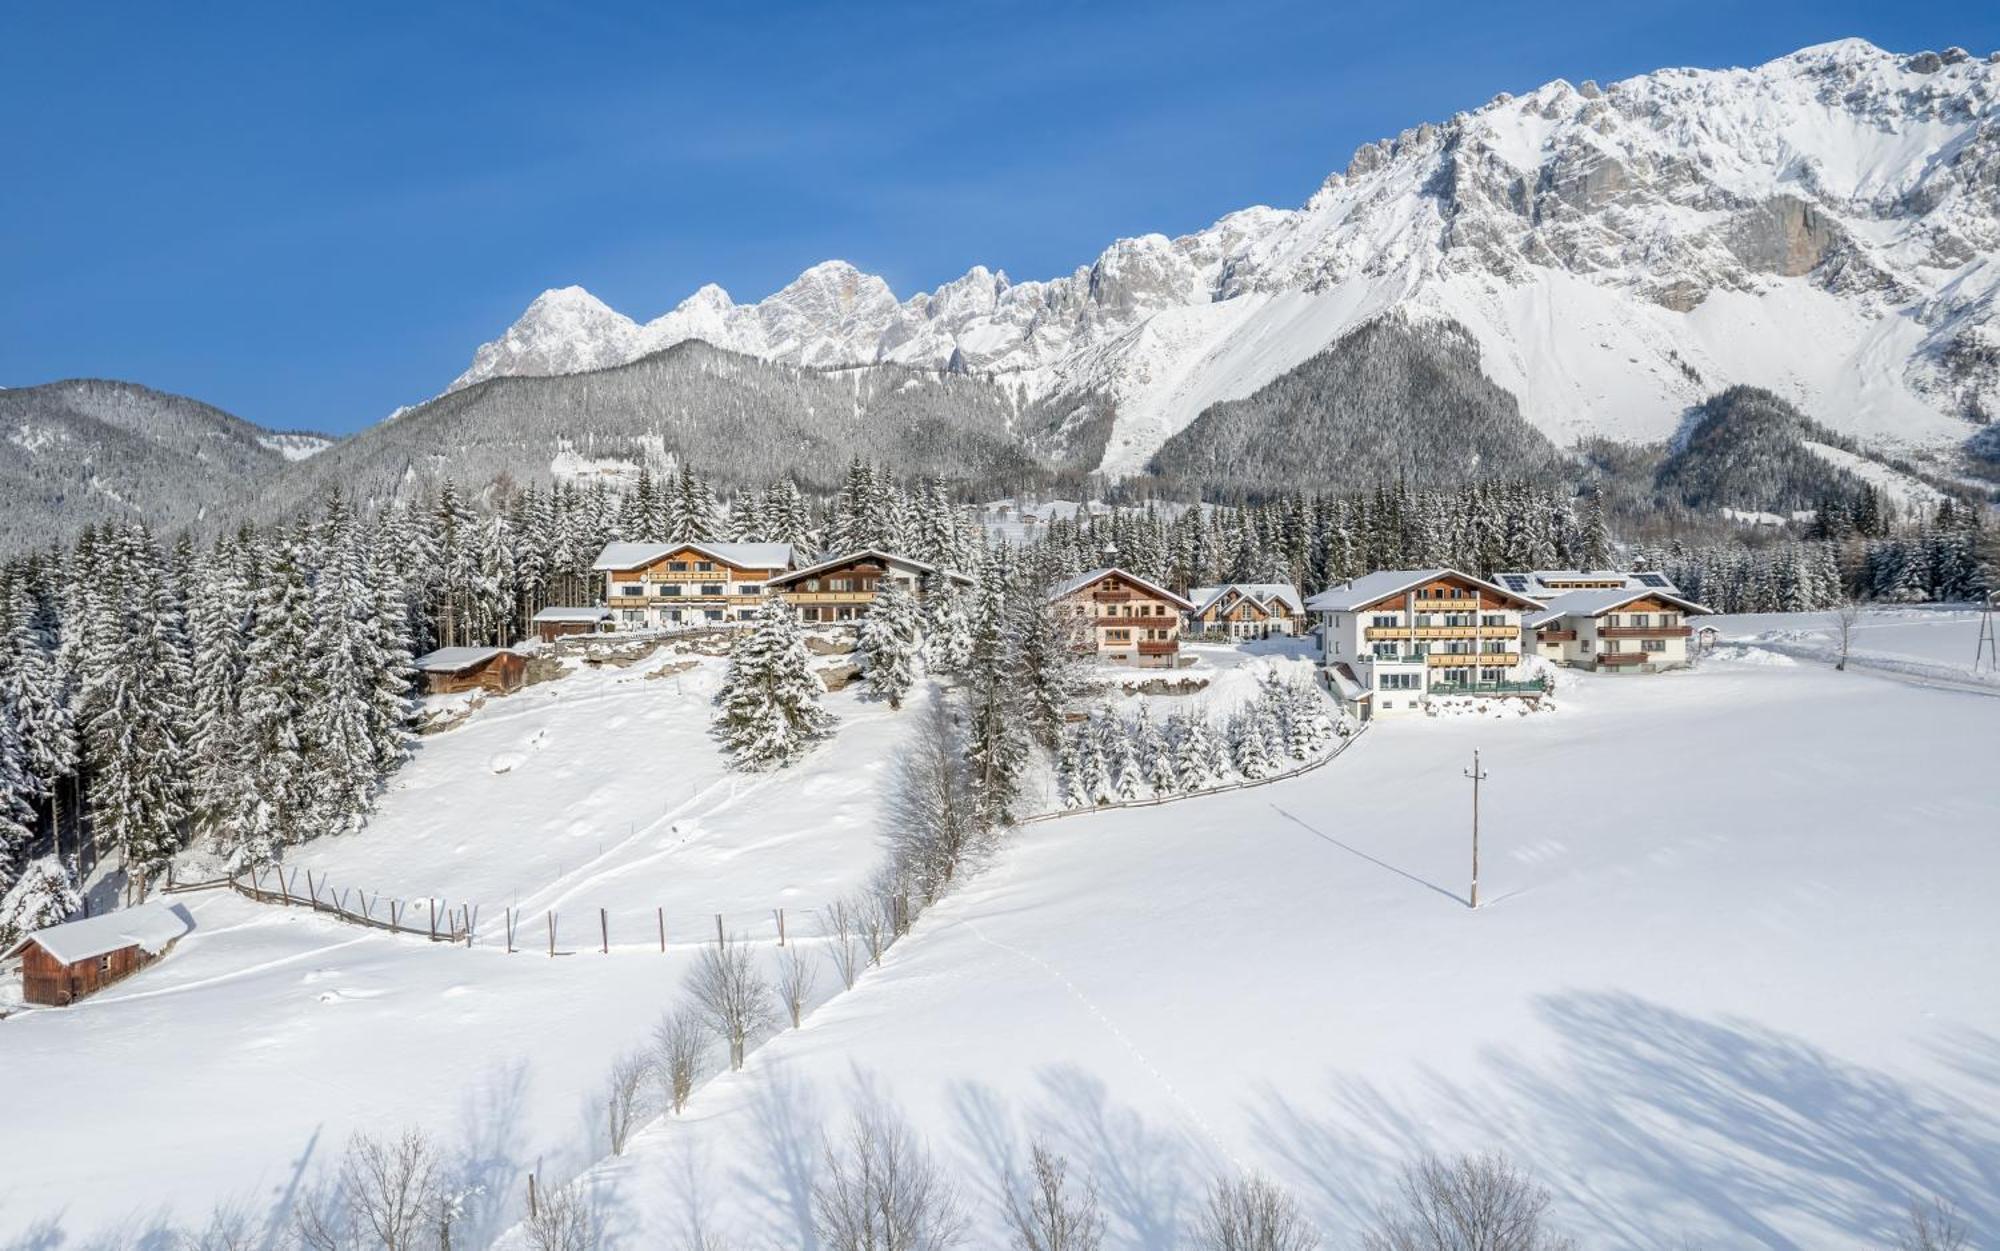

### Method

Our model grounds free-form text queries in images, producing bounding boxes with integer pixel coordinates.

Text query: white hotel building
[1307,568,1547,719]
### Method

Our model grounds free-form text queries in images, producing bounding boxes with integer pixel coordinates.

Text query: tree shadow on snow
[1248,989,2000,1248]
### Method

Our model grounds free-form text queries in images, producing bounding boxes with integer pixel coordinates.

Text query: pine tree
[186,543,252,848]
[0,570,75,844]
[1231,710,1274,781]
[1135,705,1175,795]
[713,598,836,769]
[962,578,1030,823]
[1056,727,1088,809]
[80,530,192,880]
[857,582,923,710]
[922,580,975,676]
[669,464,720,543]
[237,541,316,860]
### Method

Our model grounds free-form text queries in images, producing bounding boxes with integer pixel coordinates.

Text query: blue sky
[4,2,1996,435]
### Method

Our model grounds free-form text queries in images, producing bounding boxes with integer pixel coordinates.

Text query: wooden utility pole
[1463,749,1487,910]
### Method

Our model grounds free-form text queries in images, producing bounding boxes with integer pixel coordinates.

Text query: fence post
[657,907,665,953]
[429,899,438,942]
[464,904,474,948]
[391,900,401,933]
[547,911,555,957]
[715,913,724,947]
[600,907,608,955]
[527,1172,538,1220]
[776,907,785,947]
[306,871,319,912]
[505,907,515,954]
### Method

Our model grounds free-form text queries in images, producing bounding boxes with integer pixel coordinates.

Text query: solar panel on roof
[1501,575,1529,591]
[1636,573,1669,587]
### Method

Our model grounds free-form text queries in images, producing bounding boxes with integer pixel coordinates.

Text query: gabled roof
[1046,567,1197,612]
[763,549,974,590]
[1327,663,1372,702]
[1305,569,1544,613]
[1190,583,1305,617]
[592,541,795,572]
[413,646,506,672]
[532,606,613,623]
[5,900,192,965]
[1525,587,1713,628]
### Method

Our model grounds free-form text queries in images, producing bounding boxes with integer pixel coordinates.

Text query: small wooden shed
[531,606,612,644]
[413,646,527,695]
[6,901,194,1006]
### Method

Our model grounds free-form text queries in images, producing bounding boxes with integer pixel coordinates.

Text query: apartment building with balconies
[1307,569,1546,718]
[592,541,795,630]
[1523,586,1712,673]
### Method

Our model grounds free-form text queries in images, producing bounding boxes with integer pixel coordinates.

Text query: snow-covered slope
[453,40,2000,477]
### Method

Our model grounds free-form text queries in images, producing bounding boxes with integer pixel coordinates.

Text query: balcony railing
[1425,652,1521,667]
[1598,625,1691,639]
[1535,629,1578,642]
[1596,651,1652,665]
[1430,678,1551,695]
[1411,598,1484,610]
[1136,639,1179,655]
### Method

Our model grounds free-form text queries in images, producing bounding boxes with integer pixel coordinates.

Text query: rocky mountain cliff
[453,39,2000,478]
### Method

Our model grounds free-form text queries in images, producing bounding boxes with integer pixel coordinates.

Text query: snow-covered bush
[0,855,79,946]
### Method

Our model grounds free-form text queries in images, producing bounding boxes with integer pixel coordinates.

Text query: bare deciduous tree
[605,1050,651,1155]
[778,941,819,1029]
[1894,1197,1971,1251]
[1832,596,1863,671]
[294,1129,446,1251]
[1189,1172,1320,1251]
[813,1101,966,1251]
[688,933,775,1070]
[1005,1142,1105,1251]
[653,1009,707,1116]
[1362,1154,1574,1251]
[859,890,891,966]
[885,700,992,905]
[822,896,865,990]
[176,1203,257,1251]
[523,1178,604,1251]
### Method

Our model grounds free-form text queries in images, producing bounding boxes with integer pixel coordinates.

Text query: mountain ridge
[450,38,2000,477]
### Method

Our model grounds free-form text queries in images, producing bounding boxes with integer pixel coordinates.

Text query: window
[1372,642,1398,659]
[736,583,760,596]
[618,585,644,597]
[1661,613,1680,627]
[1372,615,1398,628]
[701,583,724,597]
[1107,629,1131,642]
[1481,614,1506,627]
[1482,641,1506,654]
[1480,667,1505,683]
[1641,639,1667,653]
[670,561,690,572]
[704,609,723,622]
[695,561,715,572]
[1630,614,1651,628]
[621,609,645,624]
[1414,614,1434,626]
[1379,672,1420,690]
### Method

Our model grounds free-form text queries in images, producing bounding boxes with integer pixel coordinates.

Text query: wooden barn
[531,606,612,643]
[6,901,193,1006]
[413,646,527,695]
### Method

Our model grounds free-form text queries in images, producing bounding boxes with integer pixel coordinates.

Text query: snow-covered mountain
[453,39,2000,478]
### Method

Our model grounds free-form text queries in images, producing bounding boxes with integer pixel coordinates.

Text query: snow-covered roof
[1305,569,1543,613]
[1190,583,1305,617]
[1046,567,1196,611]
[413,646,506,672]
[592,541,794,572]
[763,549,974,589]
[532,606,612,623]
[1493,569,1682,597]
[1327,663,1372,702]
[1525,587,1713,628]
[5,900,192,965]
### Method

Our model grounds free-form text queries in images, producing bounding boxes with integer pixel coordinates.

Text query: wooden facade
[18,939,157,1006]
[418,650,526,695]
[767,550,972,625]
[598,542,793,630]
[1049,569,1196,668]
[531,608,611,643]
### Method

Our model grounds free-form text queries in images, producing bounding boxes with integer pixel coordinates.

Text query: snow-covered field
[1715,604,2000,693]
[3,621,1996,1247]
[0,645,924,1245]
[526,648,2000,1249]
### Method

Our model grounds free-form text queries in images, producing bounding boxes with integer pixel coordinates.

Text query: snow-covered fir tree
[237,539,316,860]
[713,598,836,769]
[0,855,81,944]
[921,579,974,676]
[857,582,923,709]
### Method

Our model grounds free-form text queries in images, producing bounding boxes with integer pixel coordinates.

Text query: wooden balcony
[784,591,875,605]
[1596,651,1651,665]
[1365,625,1518,640]
[1426,652,1520,668]
[1536,629,1578,642]
[1599,625,1691,639]
[1412,598,1483,610]
[1136,639,1179,656]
